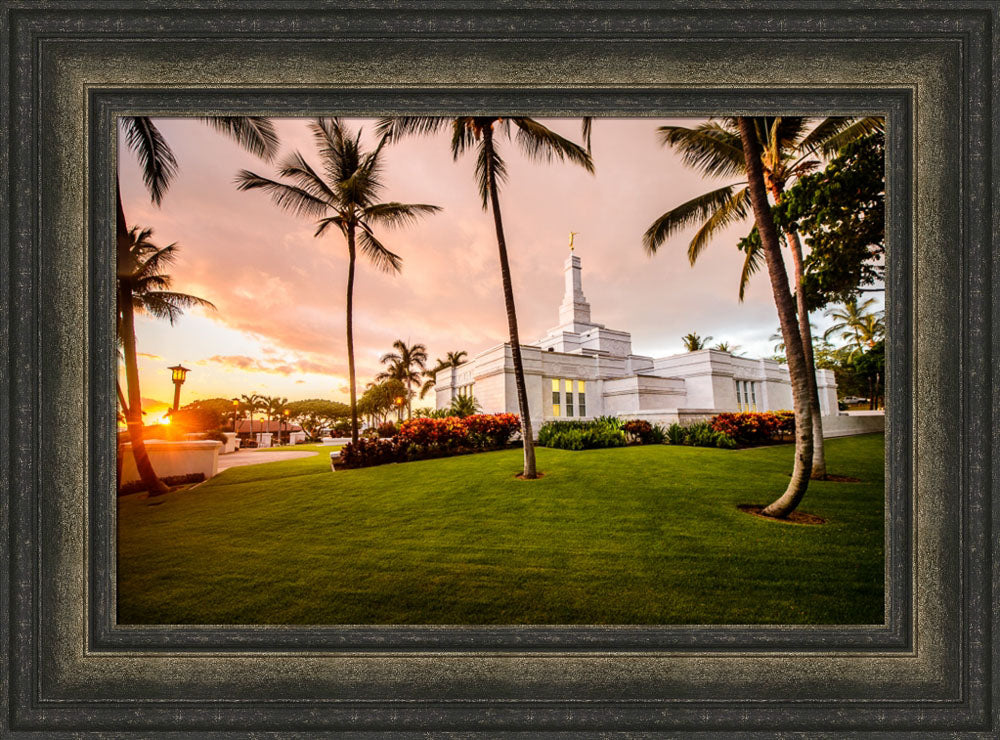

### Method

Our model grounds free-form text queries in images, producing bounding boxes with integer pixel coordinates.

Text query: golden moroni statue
[569,231,579,251]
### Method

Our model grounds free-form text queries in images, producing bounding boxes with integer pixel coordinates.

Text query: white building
[435,252,839,428]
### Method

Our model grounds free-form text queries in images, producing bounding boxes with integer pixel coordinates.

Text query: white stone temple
[435,251,840,428]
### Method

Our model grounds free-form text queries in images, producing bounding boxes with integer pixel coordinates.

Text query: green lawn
[117,435,885,625]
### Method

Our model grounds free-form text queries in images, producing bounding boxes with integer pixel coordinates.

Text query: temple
[435,251,840,428]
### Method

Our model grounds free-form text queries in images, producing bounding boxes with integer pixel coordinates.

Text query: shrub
[397,416,468,448]
[118,472,205,496]
[338,437,404,468]
[537,419,627,450]
[376,421,399,438]
[462,413,520,449]
[332,419,352,437]
[709,412,785,446]
[664,421,736,449]
[622,419,665,445]
[666,422,686,446]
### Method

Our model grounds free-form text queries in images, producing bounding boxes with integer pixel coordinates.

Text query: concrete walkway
[216,449,318,472]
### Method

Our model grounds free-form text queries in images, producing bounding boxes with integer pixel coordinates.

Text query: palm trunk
[116,184,167,496]
[345,226,360,444]
[483,127,537,478]
[786,229,827,479]
[737,118,813,517]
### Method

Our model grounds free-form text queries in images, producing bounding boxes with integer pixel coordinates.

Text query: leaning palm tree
[236,118,440,443]
[377,340,428,419]
[117,227,216,496]
[378,117,594,478]
[643,116,879,480]
[735,117,815,518]
[118,116,278,494]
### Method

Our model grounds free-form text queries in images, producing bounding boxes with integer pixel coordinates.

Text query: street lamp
[394,395,405,422]
[282,408,290,445]
[168,364,190,411]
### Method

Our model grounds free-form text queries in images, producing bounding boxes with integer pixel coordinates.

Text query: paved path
[216,449,318,471]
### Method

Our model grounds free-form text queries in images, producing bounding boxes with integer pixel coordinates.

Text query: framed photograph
[2,1,997,735]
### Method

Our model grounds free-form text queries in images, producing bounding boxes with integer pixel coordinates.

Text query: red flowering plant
[462,413,521,449]
[622,419,653,444]
[709,412,783,446]
[397,416,469,449]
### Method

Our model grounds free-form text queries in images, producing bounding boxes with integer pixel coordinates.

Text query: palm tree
[265,396,289,443]
[236,118,440,443]
[823,297,883,356]
[377,117,594,478]
[118,116,278,494]
[712,341,741,354]
[377,340,428,419]
[420,350,468,400]
[117,227,215,496]
[643,116,879,480]
[239,393,264,443]
[681,332,713,351]
[449,394,481,418]
[736,116,814,518]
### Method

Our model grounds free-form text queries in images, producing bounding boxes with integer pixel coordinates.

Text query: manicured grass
[117,435,885,625]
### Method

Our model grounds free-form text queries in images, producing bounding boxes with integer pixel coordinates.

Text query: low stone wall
[120,440,222,485]
[821,412,885,438]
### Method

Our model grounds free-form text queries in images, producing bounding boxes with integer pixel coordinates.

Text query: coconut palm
[239,393,265,442]
[420,350,469,399]
[117,227,215,496]
[118,116,278,494]
[823,297,884,356]
[643,116,880,480]
[712,341,742,354]
[681,332,713,351]
[236,118,440,443]
[736,116,815,518]
[376,340,428,419]
[449,393,481,418]
[377,116,594,478]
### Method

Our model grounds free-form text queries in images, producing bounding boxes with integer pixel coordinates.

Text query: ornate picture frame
[1,1,996,735]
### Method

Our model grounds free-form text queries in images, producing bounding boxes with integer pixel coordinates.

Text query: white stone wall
[120,440,222,486]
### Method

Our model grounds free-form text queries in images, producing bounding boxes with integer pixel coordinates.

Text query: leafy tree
[237,118,440,444]
[644,116,880,480]
[681,332,713,351]
[118,116,278,495]
[172,397,236,432]
[823,297,884,358]
[116,227,215,495]
[738,132,885,310]
[359,379,408,426]
[284,398,350,439]
[377,116,594,479]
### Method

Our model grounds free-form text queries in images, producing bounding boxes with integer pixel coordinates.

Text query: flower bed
[537,419,626,450]
[339,413,520,469]
[708,411,794,447]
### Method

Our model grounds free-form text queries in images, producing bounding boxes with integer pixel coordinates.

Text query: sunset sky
[120,117,883,413]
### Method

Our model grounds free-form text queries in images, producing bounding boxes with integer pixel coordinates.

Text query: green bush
[537,419,626,450]
[664,421,736,449]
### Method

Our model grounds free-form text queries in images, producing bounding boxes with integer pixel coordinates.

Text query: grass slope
[117,436,885,625]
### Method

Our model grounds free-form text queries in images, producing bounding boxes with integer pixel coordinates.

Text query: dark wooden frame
[1,1,996,735]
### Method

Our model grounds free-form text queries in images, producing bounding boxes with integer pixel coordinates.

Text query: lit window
[749,382,757,410]
[551,378,561,417]
[577,380,587,417]
[565,379,574,417]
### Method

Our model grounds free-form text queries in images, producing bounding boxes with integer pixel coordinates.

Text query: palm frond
[363,202,441,230]
[200,116,280,161]
[121,117,178,204]
[642,183,745,255]
[656,122,745,179]
[473,135,507,209]
[801,116,884,156]
[816,117,885,156]
[314,215,346,237]
[581,117,593,154]
[510,118,595,173]
[357,227,403,273]
[234,170,330,218]
[686,186,751,264]
[737,235,765,302]
[277,151,339,203]
[450,117,480,160]
[375,116,451,141]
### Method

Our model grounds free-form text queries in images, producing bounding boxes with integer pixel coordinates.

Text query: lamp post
[394,395,405,422]
[168,364,190,411]
[282,408,290,445]
[232,398,240,435]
